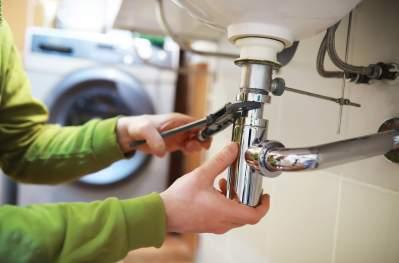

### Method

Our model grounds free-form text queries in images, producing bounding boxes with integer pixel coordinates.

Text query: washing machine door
[46,67,154,185]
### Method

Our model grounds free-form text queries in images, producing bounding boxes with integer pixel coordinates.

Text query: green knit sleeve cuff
[91,117,125,164]
[121,193,166,249]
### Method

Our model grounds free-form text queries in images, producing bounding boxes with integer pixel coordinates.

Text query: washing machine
[19,27,179,205]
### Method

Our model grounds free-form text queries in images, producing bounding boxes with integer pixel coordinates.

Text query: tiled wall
[197,0,399,262]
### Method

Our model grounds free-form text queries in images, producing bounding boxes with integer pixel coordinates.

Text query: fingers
[195,143,239,183]
[184,140,203,152]
[144,129,166,157]
[218,178,227,195]
[183,138,211,153]
[229,194,270,225]
[201,138,212,150]
[212,195,270,234]
[160,113,212,153]
[212,222,245,235]
[121,112,213,157]
[255,194,271,218]
[128,119,166,157]
[159,113,195,131]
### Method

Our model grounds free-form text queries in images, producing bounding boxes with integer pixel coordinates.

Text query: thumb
[195,143,239,183]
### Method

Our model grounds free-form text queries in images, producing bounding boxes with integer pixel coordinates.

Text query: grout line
[331,176,343,263]
[341,176,399,195]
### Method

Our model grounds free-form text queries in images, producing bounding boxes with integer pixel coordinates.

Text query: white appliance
[19,27,179,205]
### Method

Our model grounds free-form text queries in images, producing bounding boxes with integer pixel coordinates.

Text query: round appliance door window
[47,67,155,185]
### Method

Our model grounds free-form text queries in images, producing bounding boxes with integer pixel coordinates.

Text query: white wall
[197,0,399,262]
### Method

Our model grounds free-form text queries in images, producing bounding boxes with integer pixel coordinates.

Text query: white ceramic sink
[171,0,362,45]
[115,0,225,41]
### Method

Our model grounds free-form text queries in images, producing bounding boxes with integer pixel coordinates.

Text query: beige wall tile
[198,171,340,263]
[198,0,399,262]
[335,0,399,191]
[334,179,399,263]
[197,233,232,263]
[261,172,339,263]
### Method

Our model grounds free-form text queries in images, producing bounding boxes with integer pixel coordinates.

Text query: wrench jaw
[197,101,262,141]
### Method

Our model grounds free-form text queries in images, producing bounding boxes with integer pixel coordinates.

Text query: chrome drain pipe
[245,129,399,176]
[226,60,274,207]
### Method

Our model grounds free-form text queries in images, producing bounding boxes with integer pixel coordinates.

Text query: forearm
[3,118,125,184]
[0,193,166,263]
[0,19,125,184]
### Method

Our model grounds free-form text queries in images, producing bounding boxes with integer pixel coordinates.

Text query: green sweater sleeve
[0,193,166,263]
[0,14,167,262]
[0,19,125,184]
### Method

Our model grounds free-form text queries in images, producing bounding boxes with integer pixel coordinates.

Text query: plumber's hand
[160,143,270,234]
[117,113,211,157]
